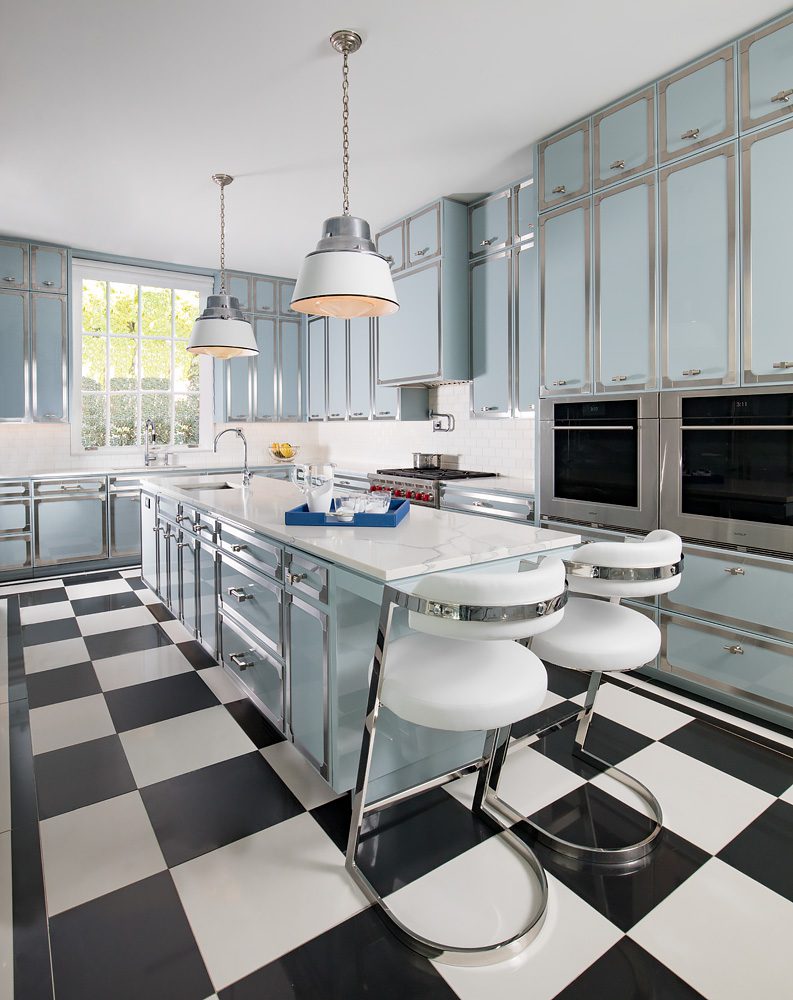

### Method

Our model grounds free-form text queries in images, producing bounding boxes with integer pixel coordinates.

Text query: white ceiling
[1,0,788,277]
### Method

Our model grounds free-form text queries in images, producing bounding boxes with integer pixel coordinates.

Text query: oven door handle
[552,425,636,431]
[680,425,793,431]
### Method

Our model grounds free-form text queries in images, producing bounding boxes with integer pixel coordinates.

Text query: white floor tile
[198,666,246,705]
[0,580,62,597]
[77,605,159,636]
[39,791,166,916]
[120,705,256,787]
[29,693,115,755]
[436,872,621,1000]
[136,588,161,606]
[0,832,11,1000]
[172,813,367,991]
[157,618,194,644]
[19,600,73,626]
[64,579,131,601]
[24,636,90,675]
[591,741,775,854]
[780,784,793,806]
[445,744,584,818]
[92,644,193,692]
[571,682,694,741]
[261,741,340,811]
[630,858,793,999]
[120,568,142,579]
[0,702,9,834]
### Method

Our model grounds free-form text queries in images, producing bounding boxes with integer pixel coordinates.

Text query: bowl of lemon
[268,442,300,463]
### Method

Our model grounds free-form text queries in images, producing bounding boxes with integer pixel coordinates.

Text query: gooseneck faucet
[214,427,251,486]
[144,419,157,467]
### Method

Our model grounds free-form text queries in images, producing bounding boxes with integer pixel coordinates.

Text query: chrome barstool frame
[345,582,567,966]
[475,558,683,867]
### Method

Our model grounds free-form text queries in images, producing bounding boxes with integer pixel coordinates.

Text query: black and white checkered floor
[2,568,793,999]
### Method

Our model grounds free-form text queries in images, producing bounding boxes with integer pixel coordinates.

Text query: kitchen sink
[178,481,245,492]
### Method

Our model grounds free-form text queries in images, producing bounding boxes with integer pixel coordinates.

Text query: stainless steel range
[368,468,496,508]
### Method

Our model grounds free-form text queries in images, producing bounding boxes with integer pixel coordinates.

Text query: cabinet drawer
[660,613,793,717]
[0,240,28,289]
[376,222,405,273]
[156,494,179,520]
[30,246,67,293]
[661,547,793,641]
[538,121,590,211]
[219,520,281,578]
[407,204,441,266]
[34,477,106,496]
[219,554,283,656]
[441,489,534,523]
[0,498,32,534]
[0,533,32,575]
[740,11,793,132]
[220,612,284,729]
[593,88,655,190]
[659,47,735,163]
[285,550,329,604]
[0,480,30,500]
[469,190,511,257]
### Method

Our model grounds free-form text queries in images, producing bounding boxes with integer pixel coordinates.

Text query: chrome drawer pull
[772,360,793,369]
[472,501,494,508]
[682,368,701,376]
[771,88,793,104]
[42,280,55,287]
[552,379,567,386]
[377,410,392,415]
[551,184,566,194]
[228,587,253,602]
[230,652,253,670]
[611,375,628,382]
[680,127,700,140]
[609,159,626,171]
[175,513,188,523]
[480,405,499,412]
[289,572,308,585]
[723,644,744,655]
[3,276,15,282]
[231,543,247,552]
[153,524,164,534]
[724,567,745,576]
[479,237,499,247]
[413,247,429,257]
[352,411,365,416]
[176,541,190,549]
[329,412,342,417]
[193,523,207,532]
[163,530,174,540]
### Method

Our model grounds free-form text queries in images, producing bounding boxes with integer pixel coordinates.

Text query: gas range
[368,468,496,508]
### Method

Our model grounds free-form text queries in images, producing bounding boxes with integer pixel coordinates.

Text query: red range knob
[422,493,431,502]
[405,490,414,499]
[394,489,404,497]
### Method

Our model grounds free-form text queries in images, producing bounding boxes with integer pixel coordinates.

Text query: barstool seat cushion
[379,633,547,733]
[530,595,660,673]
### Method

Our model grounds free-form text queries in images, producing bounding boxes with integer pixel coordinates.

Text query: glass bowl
[268,444,301,464]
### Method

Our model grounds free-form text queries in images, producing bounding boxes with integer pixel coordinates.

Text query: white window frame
[70,259,215,456]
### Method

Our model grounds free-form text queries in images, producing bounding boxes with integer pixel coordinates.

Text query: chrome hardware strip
[416,588,568,624]
[564,558,683,582]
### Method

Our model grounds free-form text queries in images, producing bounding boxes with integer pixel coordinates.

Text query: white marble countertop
[148,474,576,581]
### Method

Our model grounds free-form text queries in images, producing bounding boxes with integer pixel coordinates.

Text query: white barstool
[502,529,683,865]
[346,557,568,966]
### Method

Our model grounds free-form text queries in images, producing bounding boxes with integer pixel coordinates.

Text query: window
[71,261,215,453]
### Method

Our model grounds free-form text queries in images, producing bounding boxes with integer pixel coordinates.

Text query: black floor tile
[61,570,122,586]
[511,698,579,741]
[177,640,217,670]
[663,718,793,796]
[532,827,709,932]
[147,602,175,622]
[127,576,148,591]
[18,586,67,608]
[142,751,304,867]
[225,698,284,748]
[34,734,136,820]
[84,622,171,660]
[21,616,81,647]
[26,661,100,710]
[70,591,142,616]
[104,670,219,732]
[219,907,457,1000]
[718,800,793,904]
[532,714,653,779]
[310,793,353,853]
[555,936,706,999]
[49,871,213,1000]
[545,663,592,699]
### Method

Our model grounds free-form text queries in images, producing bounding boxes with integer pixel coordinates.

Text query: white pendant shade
[291,248,399,319]
[187,316,258,359]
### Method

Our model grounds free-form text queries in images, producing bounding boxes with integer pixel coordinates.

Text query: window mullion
[105,283,110,447]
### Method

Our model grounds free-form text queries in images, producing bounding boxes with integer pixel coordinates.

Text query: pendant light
[188,173,258,359]
[291,30,399,320]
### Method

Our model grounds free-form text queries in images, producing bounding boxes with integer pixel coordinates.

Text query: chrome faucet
[214,427,251,486]
[144,419,157,467]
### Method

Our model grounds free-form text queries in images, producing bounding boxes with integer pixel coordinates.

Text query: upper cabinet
[253,277,276,314]
[278,317,302,421]
[513,238,540,415]
[347,318,372,419]
[326,318,347,420]
[30,246,67,294]
[306,317,326,421]
[470,251,511,417]
[0,290,29,420]
[253,317,276,420]
[227,273,251,311]
[375,222,404,274]
[593,88,655,189]
[31,292,68,421]
[378,263,441,383]
[406,203,441,267]
[278,280,296,315]
[469,189,511,258]
[0,241,28,289]
[659,47,735,163]
[513,178,537,244]
[740,11,793,132]
[538,121,590,212]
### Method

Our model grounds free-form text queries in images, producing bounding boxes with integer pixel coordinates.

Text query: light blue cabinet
[740,11,793,132]
[254,317,276,419]
[31,293,67,421]
[514,178,537,243]
[540,200,591,394]
[306,317,326,420]
[407,204,441,266]
[30,246,67,294]
[594,176,656,391]
[326,318,347,420]
[514,239,540,414]
[33,478,108,566]
[348,318,371,419]
[375,222,404,273]
[0,290,29,420]
[226,355,251,421]
[470,251,511,416]
[227,274,251,311]
[140,493,156,590]
[221,614,284,729]
[278,317,301,420]
[372,360,399,419]
[378,262,441,383]
[0,240,28,289]
[593,87,655,189]
[278,280,296,315]
[538,121,590,212]
[109,491,140,559]
[253,277,276,314]
[288,593,328,774]
[469,190,511,258]
[198,542,217,656]
[659,47,735,163]
[660,144,737,387]
[741,119,793,383]
[181,534,198,638]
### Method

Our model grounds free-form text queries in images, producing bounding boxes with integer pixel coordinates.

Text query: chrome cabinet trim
[740,11,793,131]
[512,238,537,418]
[251,316,278,422]
[218,518,282,580]
[565,558,683,581]
[0,497,32,535]
[658,46,736,164]
[538,120,591,212]
[592,87,655,191]
[218,550,284,657]
[513,177,536,244]
[406,202,442,268]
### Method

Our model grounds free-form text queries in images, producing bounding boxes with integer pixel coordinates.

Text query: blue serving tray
[284,498,410,528]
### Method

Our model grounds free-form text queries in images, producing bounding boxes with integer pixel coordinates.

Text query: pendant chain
[219,181,227,293]
[342,48,350,215]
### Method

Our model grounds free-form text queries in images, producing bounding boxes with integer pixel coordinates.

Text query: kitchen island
[141,473,579,798]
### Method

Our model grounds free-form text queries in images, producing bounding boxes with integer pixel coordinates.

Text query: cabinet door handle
[42,280,55,287]
[682,369,701,376]
[479,236,499,247]
[413,247,429,257]
[723,644,744,655]
[3,276,15,282]
[329,412,342,417]
[153,524,164,534]
[472,500,494,508]
[352,411,365,416]
[193,523,207,532]
[163,530,174,540]
[289,572,307,585]
[551,184,566,194]
[230,652,253,670]
[552,379,567,386]
[772,360,793,369]
[42,413,58,419]
[771,88,793,104]
[176,541,191,549]
[611,375,628,382]
[175,513,188,523]
[609,159,626,171]
[231,543,247,552]
[680,127,700,140]
[228,586,254,602]
[480,405,499,411]
[724,566,745,576]
[377,410,392,415]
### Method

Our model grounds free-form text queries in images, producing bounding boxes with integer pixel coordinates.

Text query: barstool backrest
[406,556,567,641]
[565,529,683,599]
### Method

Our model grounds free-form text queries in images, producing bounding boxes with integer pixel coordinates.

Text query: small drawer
[441,489,534,523]
[0,480,30,499]
[0,499,31,534]
[176,503,216,540]
[220,612,284,729]
[660,613,793,717]
[0,533,32,575]
[34,477,106,496]
[219,554,283,656]
[285,550,329,604]
[661,546,793,641]
[219,520,281,579]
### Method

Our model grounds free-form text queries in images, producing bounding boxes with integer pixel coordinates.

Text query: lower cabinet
[109,491,141,559]
[180,532,199,637]
[197,541,217,656]
[218,552,283,658]
[286,593,329,776]
[33,478,108,567]
[220,610,285,731]
[140,493,156,589]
